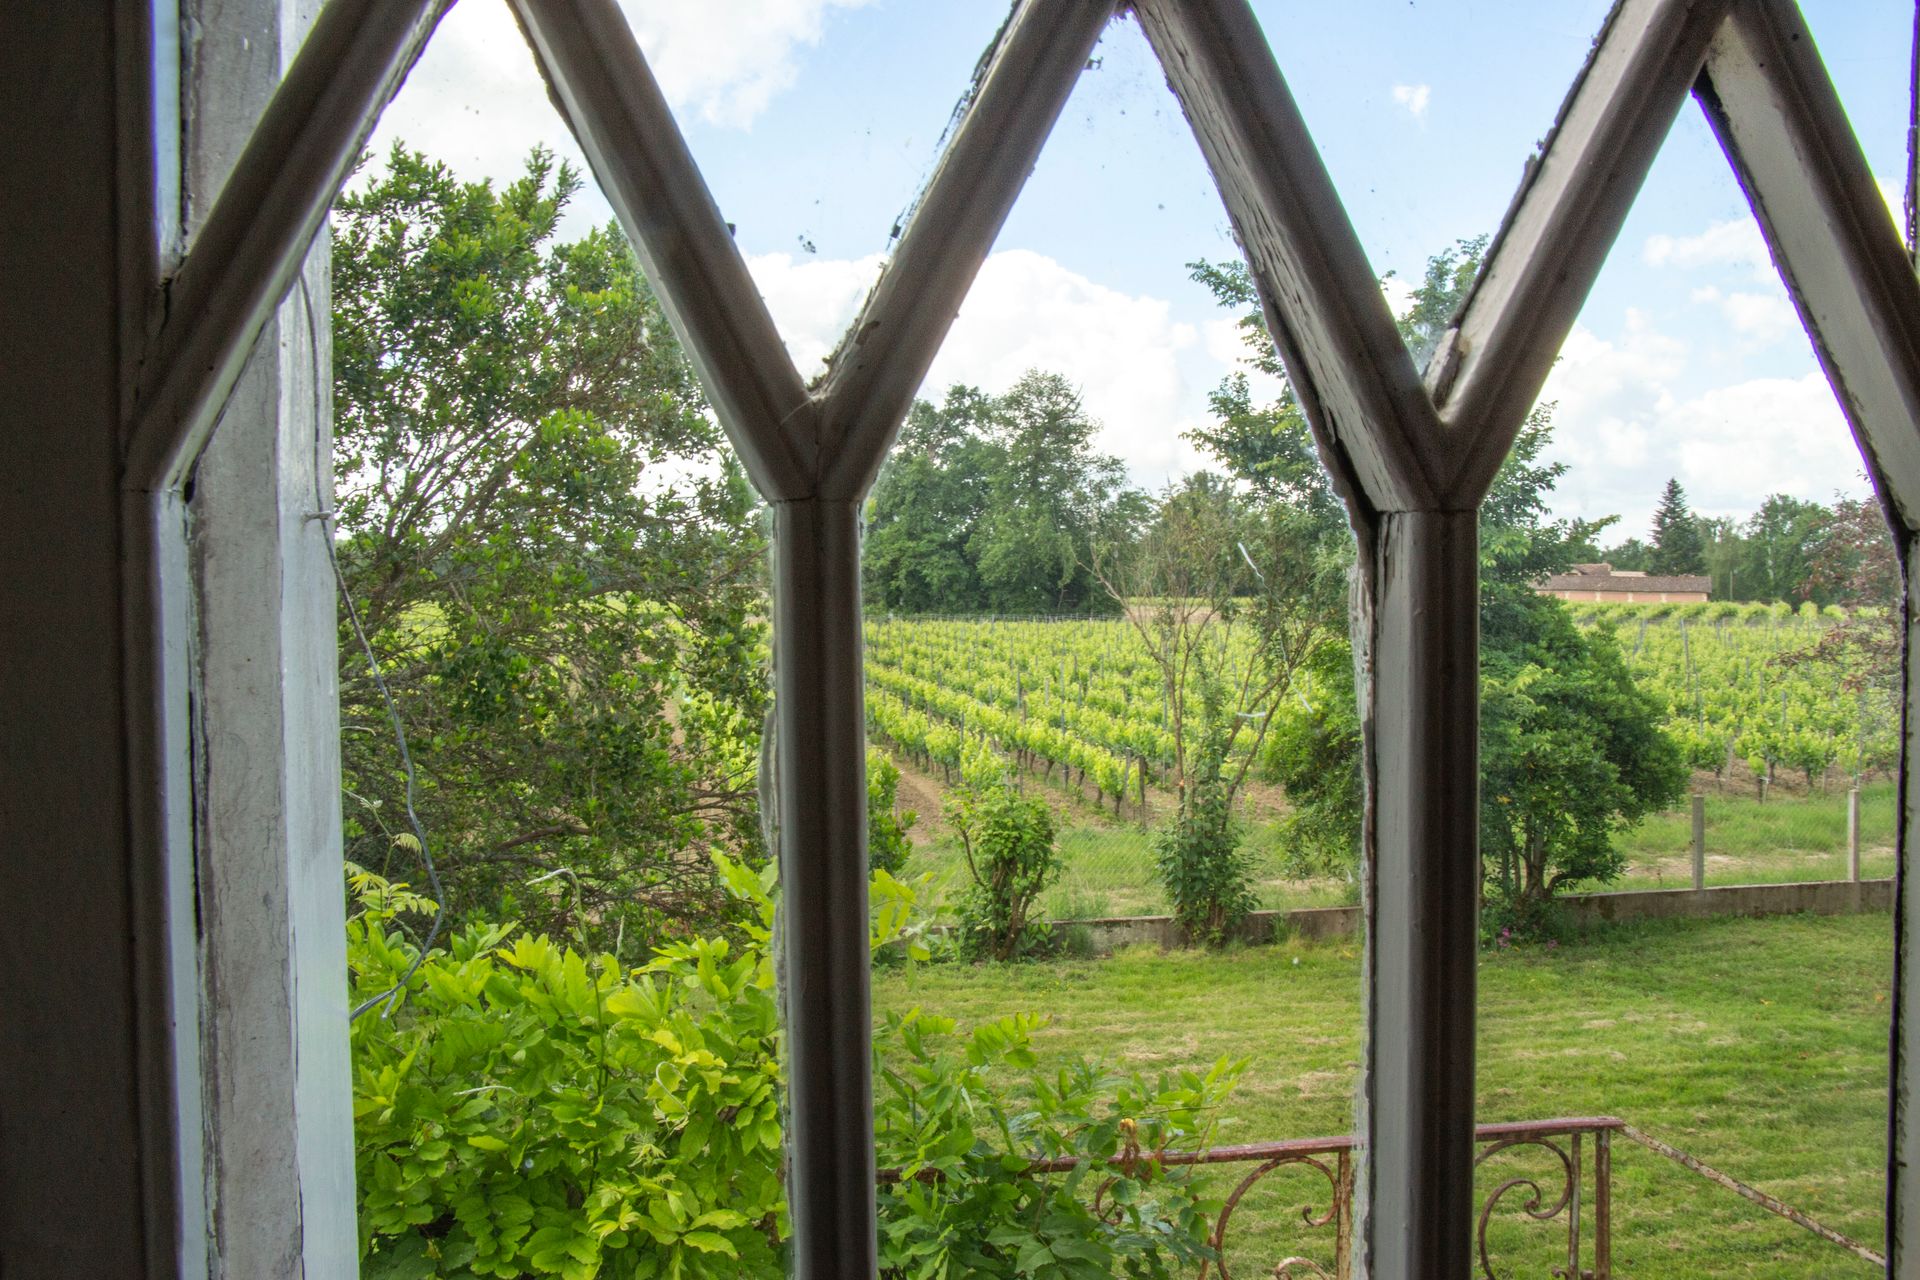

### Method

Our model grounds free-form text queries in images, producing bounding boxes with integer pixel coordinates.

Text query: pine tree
[1648,478,1706,577]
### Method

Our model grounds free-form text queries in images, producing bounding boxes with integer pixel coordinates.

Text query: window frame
[130,0,1920,1275]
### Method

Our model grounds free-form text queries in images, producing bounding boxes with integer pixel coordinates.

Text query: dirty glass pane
[345,8,786,1274]
[1473,6,1905,1274]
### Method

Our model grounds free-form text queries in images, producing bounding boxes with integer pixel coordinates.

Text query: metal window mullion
[509,0,816,501]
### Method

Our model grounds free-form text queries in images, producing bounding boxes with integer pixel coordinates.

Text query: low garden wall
[1058,878,1895,953]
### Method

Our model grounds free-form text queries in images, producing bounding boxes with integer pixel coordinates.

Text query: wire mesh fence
[883,753,1894,924]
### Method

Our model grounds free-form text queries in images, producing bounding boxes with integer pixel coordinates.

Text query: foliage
[1479,588,1690,920]
[331,145,768,945]
[946,745,1064,961]
[876,1010,1242,1279]
[1095,481,1347,781]
[865,374,1146,615]
[349,859,1237,1278]
[350,859,787,1279]
[1152,687,1257,945]
[1264,641,1363,879]
[867,746,918,876]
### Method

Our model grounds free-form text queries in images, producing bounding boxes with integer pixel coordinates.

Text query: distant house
[1536,562,1711,603]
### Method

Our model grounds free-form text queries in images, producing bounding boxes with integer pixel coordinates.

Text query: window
[126,0,1920,1274]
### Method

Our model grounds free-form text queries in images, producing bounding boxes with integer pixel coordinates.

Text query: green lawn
[874,913,1893,1278]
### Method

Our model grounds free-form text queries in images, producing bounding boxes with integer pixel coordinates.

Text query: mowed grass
[873,913,1893,1278]
[898,782,1898,921]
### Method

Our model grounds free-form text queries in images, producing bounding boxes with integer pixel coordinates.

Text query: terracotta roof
[1537,568,1711,594]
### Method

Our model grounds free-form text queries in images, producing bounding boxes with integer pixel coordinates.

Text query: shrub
[867,745,918,876]
[349,859,1235,1278]
[1155,705,1257,946]
[946,745,1062,961]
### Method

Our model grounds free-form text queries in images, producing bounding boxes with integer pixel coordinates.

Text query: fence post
[1847,786,1861,882]
[1691,793,1706,891]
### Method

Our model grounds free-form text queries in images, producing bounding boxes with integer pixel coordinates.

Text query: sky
[368,0,1918,540]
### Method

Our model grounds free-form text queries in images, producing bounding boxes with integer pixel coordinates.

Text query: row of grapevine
[863,610,1899,807]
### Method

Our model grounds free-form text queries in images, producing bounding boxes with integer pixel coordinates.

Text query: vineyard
[865,601,1899,816]
[1578,602,1899,789]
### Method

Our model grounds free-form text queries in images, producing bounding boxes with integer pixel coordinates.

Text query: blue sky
[374,0,1917,538]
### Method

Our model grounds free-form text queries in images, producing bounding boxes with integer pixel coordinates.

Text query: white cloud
[746,251,886,377]
[628,0,876,128]
[1687,284,1798,346]
[747,248,1210,481]
[1390,83,1432,121]
[367,0,869,207]
[1643,217,1772,279]
[1669,374,1855,510]
[1538,310,1870,534]
[1643,176,1902,284]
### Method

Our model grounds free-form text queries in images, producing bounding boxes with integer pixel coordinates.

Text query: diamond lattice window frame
[122,0,1920,1275]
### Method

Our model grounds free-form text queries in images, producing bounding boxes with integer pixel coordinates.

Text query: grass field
[874,913,1893,1278]
[893,766,1898,921]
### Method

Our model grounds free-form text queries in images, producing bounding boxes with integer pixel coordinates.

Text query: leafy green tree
[970,372,1137,613]
[1479,589,1688,924]
[1152,678,1258,945]
[1095,474,1348,941]
[1738,492,1830,602]
[862,387,996,612]
[1699,515,1744,599]
[1201,236,1681,917]
[864,374,1142,615]
[947,745,1063,961]
[331,145,769,945]
[1601,536,1652,572]
[1647,478,1707,576]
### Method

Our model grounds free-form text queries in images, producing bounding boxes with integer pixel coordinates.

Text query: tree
[1647,478,1707,576]
[1699,515,1744,599]
[1095,478,1348,942]
[1479,588,1688,923]
[331,145,769,945]
[946,745,1062,961]
[1601,536,1651,572]
[1738,492,1830,602]
[1200,235,1683,919]
[862,387,996,612]
[970,372,1138,613]
[864,373,1144,615]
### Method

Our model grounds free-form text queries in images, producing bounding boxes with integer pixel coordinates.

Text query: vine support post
[1691,793,1706,891]
[1848,786,1861,882]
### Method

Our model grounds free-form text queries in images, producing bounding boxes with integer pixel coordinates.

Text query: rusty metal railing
[881,1113,1888,1277]
[882,1116,1620,1278]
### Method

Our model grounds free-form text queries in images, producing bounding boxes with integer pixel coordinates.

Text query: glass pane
[864,15,1364,1277]
[342,15,786,1275]
[1474,12,1904,1269]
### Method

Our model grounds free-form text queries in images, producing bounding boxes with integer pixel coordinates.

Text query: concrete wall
[1059,878,1895,954]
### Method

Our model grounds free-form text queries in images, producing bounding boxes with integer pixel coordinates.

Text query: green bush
[946,744,1062,961]
[867,745,918,876]
[348,858,1237,1278]
[1154,709,1256,947]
